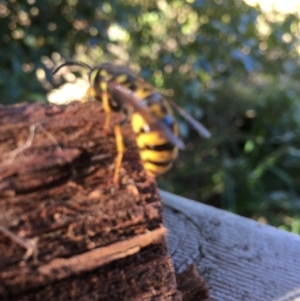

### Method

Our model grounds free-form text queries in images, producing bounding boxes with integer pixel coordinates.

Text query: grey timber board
[161,190,300,301]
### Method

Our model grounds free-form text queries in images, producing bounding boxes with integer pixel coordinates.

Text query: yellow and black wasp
[53,61,211,185]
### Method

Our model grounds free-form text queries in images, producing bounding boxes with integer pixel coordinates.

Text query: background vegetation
[1,0,300,233]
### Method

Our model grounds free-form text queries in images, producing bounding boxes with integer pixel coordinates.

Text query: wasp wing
[108,83,185,150]
[168,99,211,139]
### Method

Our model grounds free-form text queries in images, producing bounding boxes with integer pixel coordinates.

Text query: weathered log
[0,101,185,300]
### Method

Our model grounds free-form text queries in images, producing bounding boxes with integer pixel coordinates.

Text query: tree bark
[0,101,182,300]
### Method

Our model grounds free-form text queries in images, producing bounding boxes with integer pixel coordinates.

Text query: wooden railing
[161,189,300,301]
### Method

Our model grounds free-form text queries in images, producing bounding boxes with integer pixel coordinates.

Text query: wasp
[53,62,211,185]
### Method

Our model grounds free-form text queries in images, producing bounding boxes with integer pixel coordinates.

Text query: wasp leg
[113,124,124,186]
[82,87,111,134]
[0,225,38,261]
[102,90,112,136]
[112,107,131,186]
[82,87,111,135]
[103,113,111,136]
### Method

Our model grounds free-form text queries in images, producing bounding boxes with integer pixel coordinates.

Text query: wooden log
[0,102,183,301]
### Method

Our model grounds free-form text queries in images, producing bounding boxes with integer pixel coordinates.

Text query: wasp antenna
[52,61,92,75]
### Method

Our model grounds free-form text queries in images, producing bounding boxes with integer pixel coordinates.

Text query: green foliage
[1,0,300,232]
[162,76,300,230]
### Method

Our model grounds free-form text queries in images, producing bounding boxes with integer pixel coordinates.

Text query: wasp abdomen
[131,91,179,175]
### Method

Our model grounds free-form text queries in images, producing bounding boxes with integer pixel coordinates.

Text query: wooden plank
[161,190,300,301]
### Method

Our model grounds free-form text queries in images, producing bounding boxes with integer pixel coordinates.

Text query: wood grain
[0,102,181,301]
[162,190,300,301]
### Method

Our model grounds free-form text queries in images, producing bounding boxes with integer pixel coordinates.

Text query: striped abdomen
[131,91,179,175]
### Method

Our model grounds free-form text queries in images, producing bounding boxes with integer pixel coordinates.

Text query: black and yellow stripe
[87,64,179,176]
[53,61,210,185]
[131,92,179,175]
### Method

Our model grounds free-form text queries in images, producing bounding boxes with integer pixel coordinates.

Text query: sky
[244,0,300,13]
